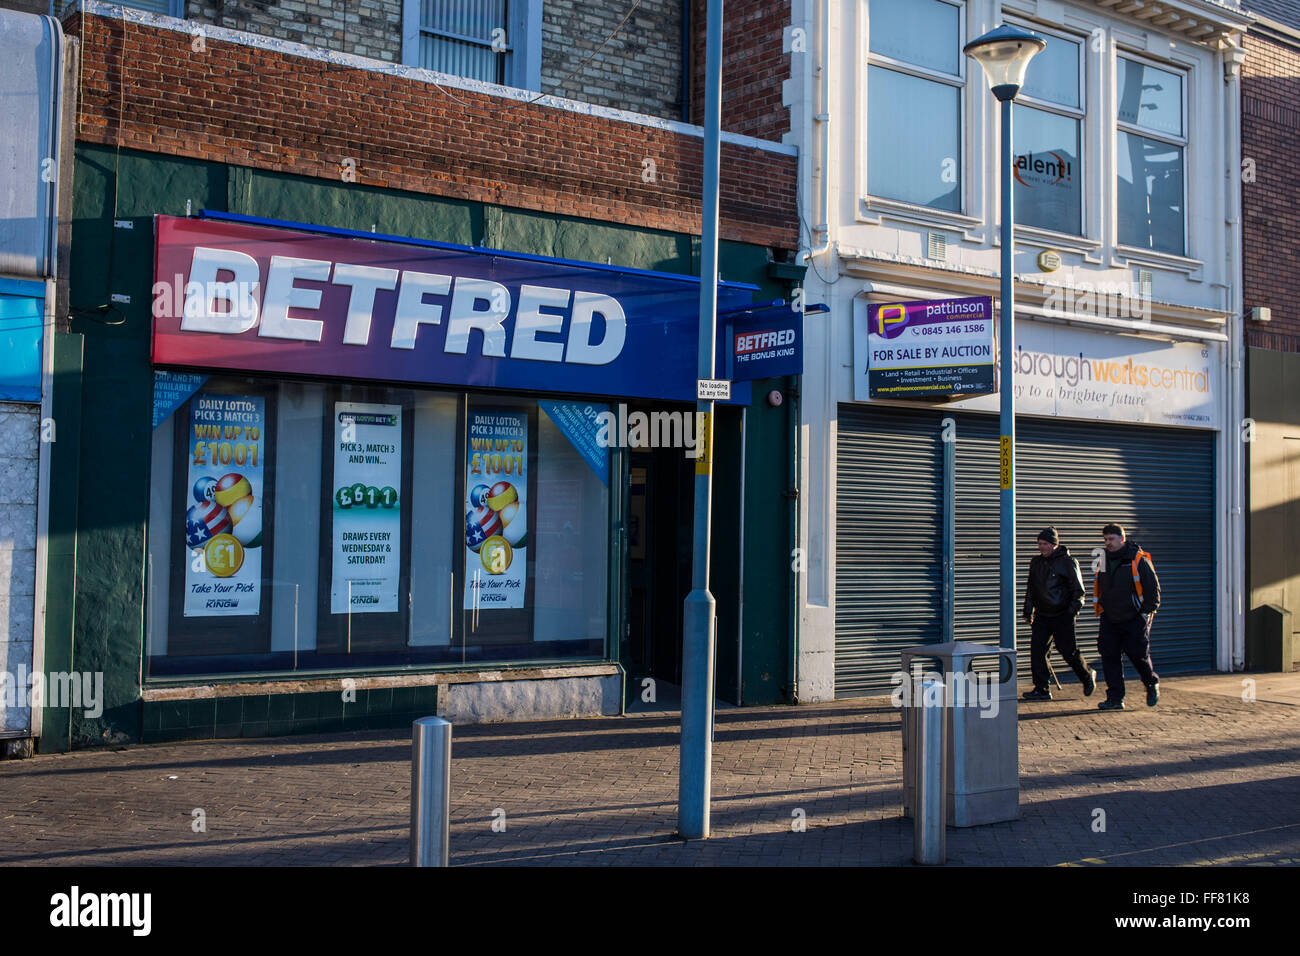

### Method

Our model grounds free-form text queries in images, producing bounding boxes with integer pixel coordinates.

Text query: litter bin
[900,640,1018,827]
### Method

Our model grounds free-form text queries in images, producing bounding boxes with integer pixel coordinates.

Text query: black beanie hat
[1037,527,1059,545]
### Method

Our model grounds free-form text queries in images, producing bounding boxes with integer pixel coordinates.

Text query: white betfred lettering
[258,255,330,341]
[445,278,510,356]
[180,247,260,333]
[566,290,626,365]
[735,327,795,355]
[390,270,452,349]
[333,262,398,345]
[510,284,570,362]
[171,244,638,369]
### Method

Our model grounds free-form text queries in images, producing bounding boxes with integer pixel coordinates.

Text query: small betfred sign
[729,304,803,382]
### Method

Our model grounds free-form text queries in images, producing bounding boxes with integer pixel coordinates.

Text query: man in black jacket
[1094,522,1161,710]
[1021,527,1095,701]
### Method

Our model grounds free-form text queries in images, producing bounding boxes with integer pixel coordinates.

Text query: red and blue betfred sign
[724,301,814,382]
[151,214,757,405]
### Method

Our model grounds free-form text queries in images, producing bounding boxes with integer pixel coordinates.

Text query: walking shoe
[1146,683,1159,707]
[1082,668,1097,697]
[1097,699,1125,711]
[1022,688,1052,701]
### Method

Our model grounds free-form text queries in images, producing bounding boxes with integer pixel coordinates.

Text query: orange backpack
[1093,548,1154,616]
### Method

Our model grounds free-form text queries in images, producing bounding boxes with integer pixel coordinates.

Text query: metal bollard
[913,678,947,865]
[411,716,451,867]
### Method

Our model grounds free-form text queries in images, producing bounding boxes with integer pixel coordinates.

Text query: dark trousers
[1029,612,1091,691]
[1097,615,1160,702]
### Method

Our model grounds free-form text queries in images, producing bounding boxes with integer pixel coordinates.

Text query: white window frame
[860,0,972,225]
[88,0,185,16]
[1008,18,1088,241]
[401,0,541,92]
[1113,49,1190,261]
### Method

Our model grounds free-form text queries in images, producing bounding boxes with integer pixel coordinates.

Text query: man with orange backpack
[1093,523,1161,710]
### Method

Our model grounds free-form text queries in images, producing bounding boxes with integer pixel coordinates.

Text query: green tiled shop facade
[141,686,439,743]
[41,145,798,750]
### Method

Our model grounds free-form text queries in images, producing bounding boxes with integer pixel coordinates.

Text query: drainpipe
[680,0,691,122]
[795,0,831,269]
[1224,40,1247,671]
[789,0,828,704]
[787,373,800,703]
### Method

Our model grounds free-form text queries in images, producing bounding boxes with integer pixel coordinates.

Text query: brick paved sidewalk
[1,675,1297,866]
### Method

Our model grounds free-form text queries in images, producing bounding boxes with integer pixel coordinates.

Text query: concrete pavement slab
[0,675,1297,866]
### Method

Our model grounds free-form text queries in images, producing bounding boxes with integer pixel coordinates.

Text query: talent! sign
[152,216,754,405]
[854,296,996,400]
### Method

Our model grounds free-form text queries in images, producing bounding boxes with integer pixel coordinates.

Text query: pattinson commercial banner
[182,393,266,617]
[855,296,996,399]
[330,402,403,614]
[464,408,529,611]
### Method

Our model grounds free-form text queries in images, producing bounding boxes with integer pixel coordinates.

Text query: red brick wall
[65,11,796,250]
[1242,31,1300,352]
[690,0,790,142]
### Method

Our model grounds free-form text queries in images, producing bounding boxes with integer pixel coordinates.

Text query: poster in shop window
[464,409,528,611]
[330,402,403,614]
[183,394,266,617]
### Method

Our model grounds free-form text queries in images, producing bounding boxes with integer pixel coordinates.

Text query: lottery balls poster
[182,394,266,617]
[464,409,529,611]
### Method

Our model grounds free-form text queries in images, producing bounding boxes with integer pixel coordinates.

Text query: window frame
[862,0,970,218]
[145,373,613,682]
[82,0,185,16]
[1009,20,1087,239]
[402,0,541,92]
[1113,49,1191,260]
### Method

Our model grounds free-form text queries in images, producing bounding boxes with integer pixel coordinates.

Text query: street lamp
[963,24,1045,652]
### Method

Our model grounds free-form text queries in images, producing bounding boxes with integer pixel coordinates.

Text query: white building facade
[788,0,1251,700]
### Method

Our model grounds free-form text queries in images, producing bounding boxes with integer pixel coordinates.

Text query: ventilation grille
[927,232,947,261]
[1137,268,1153,300]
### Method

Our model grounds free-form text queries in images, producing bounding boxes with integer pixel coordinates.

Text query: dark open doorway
[626,443,694,691]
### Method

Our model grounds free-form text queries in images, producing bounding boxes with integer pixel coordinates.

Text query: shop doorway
[626,444,694,697]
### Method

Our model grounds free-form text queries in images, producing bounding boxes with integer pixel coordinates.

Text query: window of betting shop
[146,373,611,677]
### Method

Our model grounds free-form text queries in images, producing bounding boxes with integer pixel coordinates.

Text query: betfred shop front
[137,213,756,739]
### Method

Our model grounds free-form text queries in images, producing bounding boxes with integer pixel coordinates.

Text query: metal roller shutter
[1016,417,1216,675]
[834,405,942,698]
[835,404,1216,697]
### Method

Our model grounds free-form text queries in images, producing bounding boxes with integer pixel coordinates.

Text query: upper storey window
[1116,56,1187,257]
[1013,29,1084,236]
[866,0,965,213]
[419,0,512,85]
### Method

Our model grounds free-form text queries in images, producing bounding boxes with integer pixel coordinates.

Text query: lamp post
[963,24,1045,651]
[679,0,723,841]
